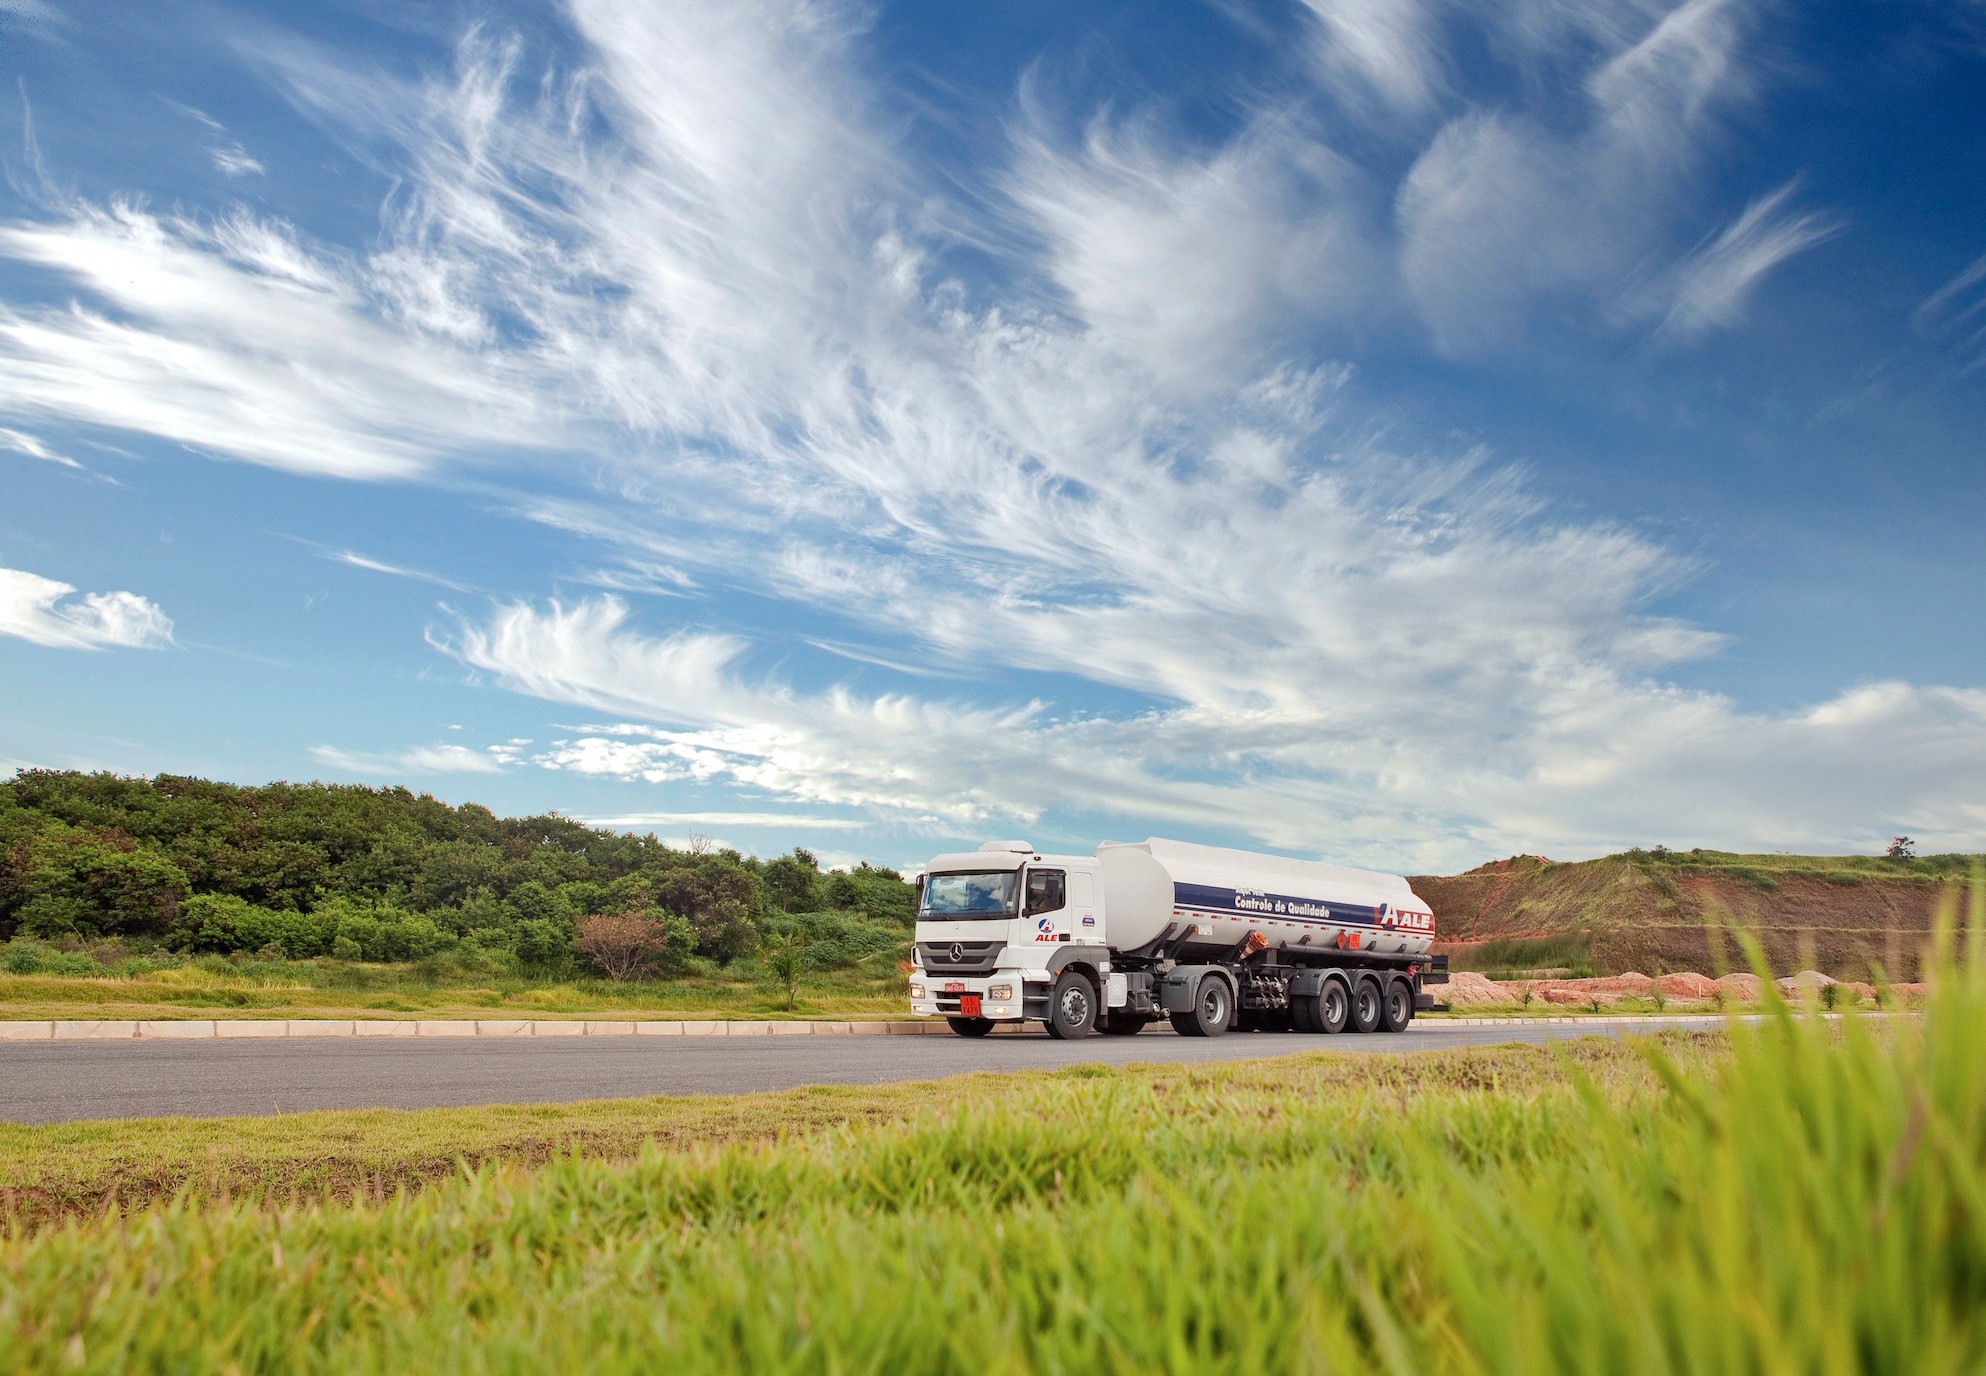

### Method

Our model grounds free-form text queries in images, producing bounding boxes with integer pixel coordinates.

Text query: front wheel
[1044,972,1097,1040]
[946,1016,995,1038]
[1169,975,1233,1038]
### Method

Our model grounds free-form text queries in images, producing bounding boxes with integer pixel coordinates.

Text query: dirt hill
[1411,850,1981,981]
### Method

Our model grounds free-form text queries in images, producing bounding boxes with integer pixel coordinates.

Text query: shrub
[0,939,98,976]
[572,911,671,982]
[763,934,805,1010]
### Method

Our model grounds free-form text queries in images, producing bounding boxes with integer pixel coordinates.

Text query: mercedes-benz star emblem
[950,942,964,962]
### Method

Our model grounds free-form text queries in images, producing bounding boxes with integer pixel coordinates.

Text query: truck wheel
[1098,1011,1147,1035]
[1349,977,1383,1033]
[1044,972,1096,1040]
[1319,979,1350,1034]
[1380,979,1413,1033]
[946,1016,995,1038]
[1169,975,1232,1038]
[1291,995,1319,1033]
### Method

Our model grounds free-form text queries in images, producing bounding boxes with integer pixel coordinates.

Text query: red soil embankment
[1411,853,1963,981]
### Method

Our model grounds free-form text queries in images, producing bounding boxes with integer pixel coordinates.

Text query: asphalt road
[0,1021,1686,1125]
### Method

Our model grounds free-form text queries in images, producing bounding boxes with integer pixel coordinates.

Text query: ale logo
[1035,916,1057,942]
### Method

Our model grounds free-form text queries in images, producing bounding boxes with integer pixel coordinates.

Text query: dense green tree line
[0,771,914,971]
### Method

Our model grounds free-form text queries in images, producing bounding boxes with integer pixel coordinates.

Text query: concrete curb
[0,1011,1877,1042]
[0,1018,973,1041]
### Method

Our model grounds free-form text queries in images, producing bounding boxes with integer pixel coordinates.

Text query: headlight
[908,983,925,999]
[988,983,1013,1001]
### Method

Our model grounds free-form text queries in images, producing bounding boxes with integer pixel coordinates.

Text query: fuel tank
[1098,837,1434,958]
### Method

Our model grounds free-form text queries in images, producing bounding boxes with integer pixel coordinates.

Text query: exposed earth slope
[1412,850,1980,980]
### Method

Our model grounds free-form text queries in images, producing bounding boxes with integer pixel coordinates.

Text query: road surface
[0,1020,1690,1125]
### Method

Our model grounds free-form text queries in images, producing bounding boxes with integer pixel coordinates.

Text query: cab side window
[1025,869,1066,915]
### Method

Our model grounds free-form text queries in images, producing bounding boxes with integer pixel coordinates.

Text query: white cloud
[329,549,469,591]
[308,742,511,775]
[0,426,80,468]
[1396,0,1794,352]
[1298,0,1444,114]
[438,595,1986,870]
[1915,249,1986,370]
[0,565,173,650]
[1650,181,1840,338]
[209,145,266,177]
[0,203,555,478]
[580,811,866,831]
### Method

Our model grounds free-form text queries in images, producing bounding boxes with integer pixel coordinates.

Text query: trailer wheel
[1380,979,1414,1033]
[1170,975,1232,1038]
[1098,1011,1148,1036]
[1319,978,1350,1034]
[1291,994,1319,1033]
[1349,977,1383,1034]
[1044,972,1096,1040]
[946,1016,996,1038]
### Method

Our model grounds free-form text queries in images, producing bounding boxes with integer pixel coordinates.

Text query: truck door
[1025,868,1067,944]
[1071,871,1097,941]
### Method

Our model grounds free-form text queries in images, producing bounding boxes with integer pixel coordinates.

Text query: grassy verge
[0,1037,1701,1231]
[0,960,908,1022]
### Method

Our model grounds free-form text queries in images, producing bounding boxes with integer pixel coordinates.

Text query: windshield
[920,870,1020,920]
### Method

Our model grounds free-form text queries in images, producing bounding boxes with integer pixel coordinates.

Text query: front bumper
[909,973,1028,1022]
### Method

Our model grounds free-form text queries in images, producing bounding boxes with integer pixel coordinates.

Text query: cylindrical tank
[1097,837,1435,957]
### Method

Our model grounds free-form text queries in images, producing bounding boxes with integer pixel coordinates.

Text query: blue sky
[2,0,1984,873]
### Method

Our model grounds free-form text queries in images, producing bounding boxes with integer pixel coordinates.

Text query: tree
[762,849,822,912]
[572,911,670,982]
[654,861,761,961]
[1887,836,1916,859]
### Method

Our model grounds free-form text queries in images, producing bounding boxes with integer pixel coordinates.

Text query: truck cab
[907,841,1112,1037]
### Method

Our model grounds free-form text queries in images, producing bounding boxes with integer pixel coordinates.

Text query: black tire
[1098,1011,1147,1036]
[946,1016,995,1038]
[1044,972,1097,1040]
[1349,977,1382,1034]
[1169,974,1233,1038]
[1291,994,1320,1033]
[1319,978,1350,1034]
[1380,979,1414,1033]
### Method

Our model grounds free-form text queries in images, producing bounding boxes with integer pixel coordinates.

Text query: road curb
[0,1010,1882,1042]
[0,1018,971,1041]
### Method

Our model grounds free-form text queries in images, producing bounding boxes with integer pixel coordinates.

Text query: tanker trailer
[907,837,1446,1039]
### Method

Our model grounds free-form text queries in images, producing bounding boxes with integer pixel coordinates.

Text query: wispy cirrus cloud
[1649,181,1841,339]
[0,564,173,650]
[308,740,521,776]
[0,426,80,468]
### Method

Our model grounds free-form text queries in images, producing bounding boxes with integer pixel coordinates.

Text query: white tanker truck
[908,837,1448,1038]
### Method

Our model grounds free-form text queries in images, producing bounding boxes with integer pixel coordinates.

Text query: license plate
[960,994,982,1017]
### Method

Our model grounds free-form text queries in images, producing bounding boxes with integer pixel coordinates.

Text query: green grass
[0,922,914,1022]
[1628,845,1981,882]
[5,881,1984,1373]
[1446,932,1599,979]
[0,1038,1700,1232]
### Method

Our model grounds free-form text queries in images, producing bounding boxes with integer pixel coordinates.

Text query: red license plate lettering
[943,982,965,994]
